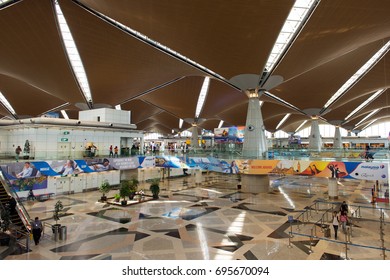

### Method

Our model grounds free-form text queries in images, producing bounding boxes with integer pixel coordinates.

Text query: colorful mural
[1,156,388,193]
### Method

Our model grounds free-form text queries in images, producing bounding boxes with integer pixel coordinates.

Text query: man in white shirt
[16,162,34,178]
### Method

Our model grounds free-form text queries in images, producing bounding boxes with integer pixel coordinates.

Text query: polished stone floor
[3,173,390,260]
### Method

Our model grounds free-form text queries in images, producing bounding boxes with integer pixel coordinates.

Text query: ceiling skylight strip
[61,110,69,119]
[276,113,291,130]
[264,91,303,113]
[195,77,210,119]
[55,3,93,104]
[0,91,16,115]
[344,89,384,120]
[295,120,308,132]
[361,119,377,131]
[265,0,317,72]
[354,109,380,128]
[95,12,225,81]
[323,40,390,112]
[179,118,184,129]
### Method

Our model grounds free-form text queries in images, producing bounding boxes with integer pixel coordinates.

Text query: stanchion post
[345,241,349,260]
[309,228,313,253]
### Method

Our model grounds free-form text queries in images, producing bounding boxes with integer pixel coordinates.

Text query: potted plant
[149,178,160,199]
[128,177,139,200]
[119,182,131,206]
[23,139,30,159]
[114,193,120,202]
[98,180,111,202]
[52,200,63,233]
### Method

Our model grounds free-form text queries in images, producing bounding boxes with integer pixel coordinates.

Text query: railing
[9,228,30,252]
[0,171,32,231]
[288,201,389,260]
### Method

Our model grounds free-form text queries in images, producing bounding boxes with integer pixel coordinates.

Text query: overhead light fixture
[265,0,318,72]
[276,113,291,130]
[344,89,384,121]
[354,109,380,128]
[195,77,210,118]
[322,40,390,112]
[0,91,16,115]
[61,110,69,119]
[115,104,121,110]
[295,120,308,132]
[55,2,93,104]
[179,118,184,129]
[218,120,224,128]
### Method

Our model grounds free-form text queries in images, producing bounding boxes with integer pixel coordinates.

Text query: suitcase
[324,227,331,238]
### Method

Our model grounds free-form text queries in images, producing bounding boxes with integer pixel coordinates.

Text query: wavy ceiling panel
[0,0,84,104]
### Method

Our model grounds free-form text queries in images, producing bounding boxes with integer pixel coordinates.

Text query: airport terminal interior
[1,0,390,261]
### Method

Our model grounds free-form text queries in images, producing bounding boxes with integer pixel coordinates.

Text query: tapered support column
[191,124,199,148]
[328,178,338,199]
[241,174,269,193]
[308,118,322,151]
[242,89,267,158]
[333,126,342,149]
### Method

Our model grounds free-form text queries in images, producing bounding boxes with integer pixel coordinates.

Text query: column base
[241,174,269,193]
[328,178,338,199]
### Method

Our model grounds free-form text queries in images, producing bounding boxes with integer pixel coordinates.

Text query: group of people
[108,145,119,157]
[331,201,349,240]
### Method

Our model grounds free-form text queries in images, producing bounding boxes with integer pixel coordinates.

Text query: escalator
[0,180,28,233]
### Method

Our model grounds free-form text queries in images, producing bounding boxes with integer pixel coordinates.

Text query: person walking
[31,217,43,245]
[340,211,348,234]
[109,145,114,157]
[332,211,339,240]
[15,145,22,162]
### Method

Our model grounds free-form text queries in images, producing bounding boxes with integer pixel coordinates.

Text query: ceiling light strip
[179,118,184,129]
[264,91,305,114]
[265,0,318,72]
[322,40,390,112]
[276,113,291,130]
[354,109,380,128]
[344,89,384,121]
[218,120,224,128]
[55,2,93,104]
[0,91,16,115]
[87,7,225,81]
[61,110,69,119]
[195,77,210,119]
[295,120,308,132]
[361,119,377,131]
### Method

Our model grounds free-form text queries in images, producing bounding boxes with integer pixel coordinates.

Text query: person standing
[15,145,22,162]
[114,146,119,157]
[340,201,348,214]
[332,211,339,240]
[31,217,43,245]
[109,145,114,157]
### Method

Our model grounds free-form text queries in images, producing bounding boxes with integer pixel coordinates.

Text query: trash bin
[59,226,67,240]
[52,225,60,241]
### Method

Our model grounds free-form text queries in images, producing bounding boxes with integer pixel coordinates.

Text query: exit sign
[61,138,68,142]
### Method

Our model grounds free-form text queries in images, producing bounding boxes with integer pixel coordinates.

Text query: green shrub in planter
[98,180,111,201]
[149,178,160,199]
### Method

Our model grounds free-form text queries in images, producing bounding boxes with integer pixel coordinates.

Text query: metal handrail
[0,171,32,230]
